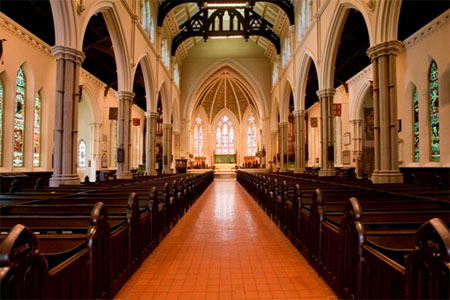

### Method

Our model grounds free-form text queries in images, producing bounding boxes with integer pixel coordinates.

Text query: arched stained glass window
[297,0,312,40]
[272,63,278,87]
[282,37,290,68]
[194,117,204,157]
[0,80,3,166]
[141,0,155,44]
[247,114,257,156]
[13,67,25,167]
[79,140,87,168]
[412,88,419,162]
[174,63,180,88]
[216,115,235,154]
[162,39,170,69]
[429,61,440,162]
[33,92,41,167]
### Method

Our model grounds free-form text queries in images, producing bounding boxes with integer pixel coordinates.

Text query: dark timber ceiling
[1,0,448,114]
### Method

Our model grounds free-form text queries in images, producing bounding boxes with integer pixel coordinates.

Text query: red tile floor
[115,179,337,300]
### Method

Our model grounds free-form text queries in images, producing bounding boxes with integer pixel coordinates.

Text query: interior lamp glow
[207,2,247,8]
[210,35,244,39]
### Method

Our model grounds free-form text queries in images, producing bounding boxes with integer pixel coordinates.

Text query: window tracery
[13,67,25,167]
[247,114,257,156]
[429,61,440,162]
[33,92,41,167]
[216,115,235,154]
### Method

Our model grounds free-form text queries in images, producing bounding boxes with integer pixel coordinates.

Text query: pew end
[405,218,450,300]
[0,224,49,299]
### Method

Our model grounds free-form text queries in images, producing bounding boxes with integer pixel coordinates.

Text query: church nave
[116,179,336,300]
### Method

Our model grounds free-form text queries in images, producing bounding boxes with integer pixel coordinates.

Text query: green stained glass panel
[13,68,25,167]
[429,61,440,162]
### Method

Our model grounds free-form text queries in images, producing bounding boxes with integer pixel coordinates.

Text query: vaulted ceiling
[1,0,448,113]
[163,1,290,59]
[195,68,258,123]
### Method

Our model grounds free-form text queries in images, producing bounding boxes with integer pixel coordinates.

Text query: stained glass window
[174,63,180,88]
[33,92,41,167]
[429,61,440,162]
[0,80,3,166]
[282,37,290,68]
[216,115,235,154]
[79,140,87,168]
[297,0,312,40]
[247,114,257,156]
[13,67,25,167]
[272,63,278,87]
[162,39,170,69]
[194,117,204,157]
[413,87,419,162]
[141,0,155,44]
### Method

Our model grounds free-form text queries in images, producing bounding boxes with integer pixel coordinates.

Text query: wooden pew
[0,202,113,299]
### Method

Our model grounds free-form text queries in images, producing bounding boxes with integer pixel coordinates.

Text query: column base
[294,168,306,174]
[49,174,80,187]
[116,172,133,179]
[371,170,403,184]
[146,170,157,176]
[318,169,336,177]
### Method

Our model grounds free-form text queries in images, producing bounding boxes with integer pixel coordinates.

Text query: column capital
[163,123,173,129]
[278,122,289,128]
[293,110,306,118]
[51,45,85,64]
[90,123,102,128]
[316,88,336,99]
[145,111,159,119]
[367,40,402,61]
[116,91,135,102]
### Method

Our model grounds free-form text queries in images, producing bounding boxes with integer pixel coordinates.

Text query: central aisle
[116,179,336,300]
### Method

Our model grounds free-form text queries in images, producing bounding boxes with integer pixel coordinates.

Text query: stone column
[90,123,102,181]
[294,110,306,173]
[351,119,363,178]
[162,123,173,173]
[145,112,157,175]
[116,91,135,179]
[271,130,278,171]
[335,115,343,167]
[278,122,288,172]
[173,131,180,159]
[317,88,336,176]
[49,46,85,187]
[367,41,403,183]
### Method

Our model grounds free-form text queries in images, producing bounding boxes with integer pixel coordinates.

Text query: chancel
[0,0,449,299]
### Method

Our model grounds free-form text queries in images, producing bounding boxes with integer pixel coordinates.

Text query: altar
[214,154,236,164]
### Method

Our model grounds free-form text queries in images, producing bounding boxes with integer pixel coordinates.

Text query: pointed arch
[49,0,79,48]
[320,3,374,89]
[295,50,320,111]
[279,78,294,123]
[132,54,155,112]
[157,81,171,122]
[350,80,372,121]
[80,2,131,91]
[79,82,102,124]
[375,0,402,43]
[184,59,268,122]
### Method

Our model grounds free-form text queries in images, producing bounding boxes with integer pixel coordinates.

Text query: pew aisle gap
[115,179,336,300]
